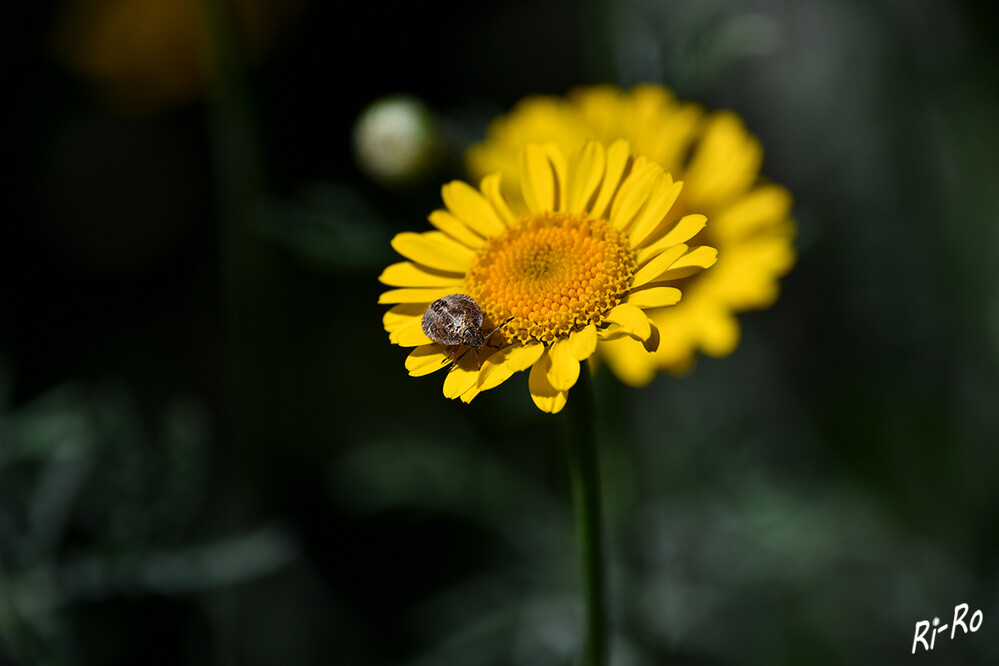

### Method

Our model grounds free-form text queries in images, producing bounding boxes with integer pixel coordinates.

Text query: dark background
[3,0,999,664]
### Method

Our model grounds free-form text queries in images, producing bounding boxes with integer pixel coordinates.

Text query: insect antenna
[483,316,515,346]
[442,317,517,371]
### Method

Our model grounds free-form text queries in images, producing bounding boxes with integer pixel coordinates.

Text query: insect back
[422,293,485,348]
[421,294,509,370]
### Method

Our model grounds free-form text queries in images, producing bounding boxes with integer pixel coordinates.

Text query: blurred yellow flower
[468,84,796,384]
[52,0,297,113]
[380,140,716,413]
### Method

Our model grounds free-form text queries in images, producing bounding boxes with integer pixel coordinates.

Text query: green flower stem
[200,0,282,453]
[566,367,607,666]
[199,5,269,664]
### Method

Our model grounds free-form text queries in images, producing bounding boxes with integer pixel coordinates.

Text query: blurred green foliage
[0,371,297,664]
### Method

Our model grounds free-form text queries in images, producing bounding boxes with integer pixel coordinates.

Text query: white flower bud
[352,96,443,187]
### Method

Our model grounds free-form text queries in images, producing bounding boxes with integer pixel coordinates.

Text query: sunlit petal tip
[391,322,433,347]
[680,214,709,244]
[632,243,688,287]
[529,355,568,414]
[379,260,465,288]
[383,303,425,331]
[702,246,720,266]
[476,343,545,392]
[624,286,682,309]
[532,391,568,414]
[602,303,653,342]
[405,346,450,377]
[682,245,719,270]
[442,363,480,399]
[441,179,507,237]
[459,385,480,404]
[628,180,686,248]
[426,209,487,248]
[391,231,475,273]
[378,287,455,304]
[637,214,707,264]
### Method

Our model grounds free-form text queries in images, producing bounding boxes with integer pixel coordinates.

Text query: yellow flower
[467,84,796,384]
[380,140,717,414]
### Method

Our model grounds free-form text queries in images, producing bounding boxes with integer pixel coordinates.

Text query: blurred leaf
[0,384,92,466]
[333,435,567,556]
[257,182,393,271]
[0,379,298,665]
[613,0,783,92]
[53,523,298,600]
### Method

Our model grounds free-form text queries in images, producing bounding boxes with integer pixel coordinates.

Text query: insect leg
[448,345,476,372]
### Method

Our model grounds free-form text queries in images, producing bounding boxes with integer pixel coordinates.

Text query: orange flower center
[464,211,636,345]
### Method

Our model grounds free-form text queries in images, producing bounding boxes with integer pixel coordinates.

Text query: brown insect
[422,294,512,370]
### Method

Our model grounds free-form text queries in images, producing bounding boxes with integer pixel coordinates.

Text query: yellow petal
[627,85,697,169]
[643,320,660,353]
[609,162,660,232]
[405,345,450,376]
[625,286,682,308]
[684,112,761,204]
[520,144,556,213]
[636,214,707,263]
[378,286,457,304]
[599,336,658,387]
[705,237,794,308]
[391,319,432,347]
[383,303,425,332]
[596,328,632,341]
[639,101,704,171]
[713,185,793,241]
[441,180,507,237]
[656,245,718,281]
[529,352,568,414]
[589,139,630,219]
[546,339,580,391]
[567,323,598,360]
[477,343,545,392]
[700,310,741,357]
[632,244,688,287]
[543,143,568,212]
[458,384,480,404]
[648,307,697,370]
[627,176,683,248]
[480,173,517,224]
[567,141,606,213]
[602,303,653,341]
[391,231,475,273]
[378,260,465,287]
[427,210,487,248]
[443,362,480,399]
